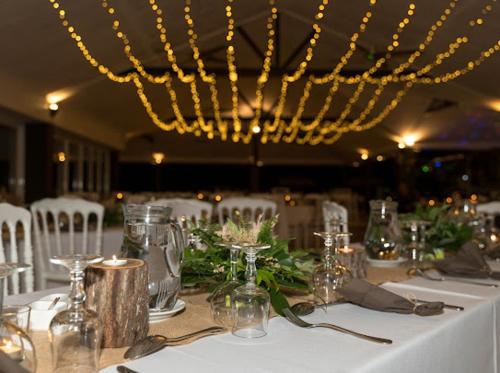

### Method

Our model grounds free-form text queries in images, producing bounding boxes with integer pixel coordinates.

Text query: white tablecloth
[6,268,500,373]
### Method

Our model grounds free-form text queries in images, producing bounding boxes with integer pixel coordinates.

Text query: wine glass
[231,242,271,338]
[209,242,242,327]
[313,231,352,304]
[403,220,429,270]
[49,254,103,373]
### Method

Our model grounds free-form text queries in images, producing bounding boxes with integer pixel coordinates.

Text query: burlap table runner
[32,266,409,372]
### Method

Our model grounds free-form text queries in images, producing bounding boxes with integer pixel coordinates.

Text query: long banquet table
[6,264,500,373]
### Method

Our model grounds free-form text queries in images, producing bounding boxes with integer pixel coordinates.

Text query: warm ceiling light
[116,192,124,200]
[487,100,500,112]
[402,134,417,147]
[398,142,406,149]
[196,192,204,200]
[252,125,261,134]
[57,152,66,162]
[152,152,165,165]
[428,199,436,206]
[284,194,292,202]
[445,196,453,204]
[360,152,369,160]
[49,103,59,111]
[214,194,222,202]
[376,155,384,162]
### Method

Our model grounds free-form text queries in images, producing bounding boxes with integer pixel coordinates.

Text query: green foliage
[401,204,473,252]
[183,217,314,313]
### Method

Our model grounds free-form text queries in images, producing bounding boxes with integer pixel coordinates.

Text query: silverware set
[124,326,226,360]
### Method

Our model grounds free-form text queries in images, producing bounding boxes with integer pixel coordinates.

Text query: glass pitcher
[121,204,185,311]
[364,200,402,260]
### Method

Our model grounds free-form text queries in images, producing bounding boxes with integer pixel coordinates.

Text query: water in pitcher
[122,204,184,311]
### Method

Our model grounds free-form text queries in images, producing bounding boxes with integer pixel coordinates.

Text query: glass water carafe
[364,200,402,260]
[121,204,185,311]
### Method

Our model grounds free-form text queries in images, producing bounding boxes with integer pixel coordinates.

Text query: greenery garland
[182,216,314,314]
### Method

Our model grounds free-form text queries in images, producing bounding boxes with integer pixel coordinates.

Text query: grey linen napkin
[337,278,444,316]
[0,350,29,373]
[435,241,500,280]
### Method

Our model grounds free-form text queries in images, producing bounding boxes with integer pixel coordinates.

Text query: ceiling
[0,0,498,164]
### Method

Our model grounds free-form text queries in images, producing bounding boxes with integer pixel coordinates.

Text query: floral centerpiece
[182,216,314,314]
[401,204,473,259]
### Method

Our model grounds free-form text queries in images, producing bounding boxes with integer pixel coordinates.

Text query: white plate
[149,299,185,323]
[367,257,408,268]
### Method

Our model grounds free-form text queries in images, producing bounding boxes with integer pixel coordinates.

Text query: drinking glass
[49,254,103,373]
[210,242,242,327]
[0,263,36,372]
[1,305,31,332]
[231,242,271,338]
[313,232,352,304]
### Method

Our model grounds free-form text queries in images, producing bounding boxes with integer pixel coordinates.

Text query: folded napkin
[337,278,444,316]
[435,241,500,280]
[0,350,29,373]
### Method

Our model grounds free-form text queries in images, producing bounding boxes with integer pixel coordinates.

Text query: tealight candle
[0,339,22,361]
[339,245,354,254]
[102,255,127,267]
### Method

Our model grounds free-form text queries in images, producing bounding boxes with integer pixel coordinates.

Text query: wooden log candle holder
[85,258,149,348]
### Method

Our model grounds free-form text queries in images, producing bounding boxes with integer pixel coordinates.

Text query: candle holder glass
[313,232,352,304]
[0,263,36,372]
[209,242,242,328]
[231,242,271,338]
[49,254,103,373]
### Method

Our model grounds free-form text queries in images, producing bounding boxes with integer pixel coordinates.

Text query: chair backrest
[30,198,104,286]
[477,202,500,216]
[147,198,213,225]
[322,200,349,232]
[0,203,34,295]
[217,197,277,224]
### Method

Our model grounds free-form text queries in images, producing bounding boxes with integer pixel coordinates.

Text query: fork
[283,308,392,344]
[154,278,169,309]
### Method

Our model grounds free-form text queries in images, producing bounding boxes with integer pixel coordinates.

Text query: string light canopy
[47,0,499,146]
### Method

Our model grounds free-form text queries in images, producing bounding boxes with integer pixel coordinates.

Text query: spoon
[124,326,226,360]
[48,297,61,310]
[416,268,498,287]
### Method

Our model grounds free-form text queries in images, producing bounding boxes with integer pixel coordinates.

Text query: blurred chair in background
[0,203,34,295]
[217,197,277,225]
[31,197,104,289]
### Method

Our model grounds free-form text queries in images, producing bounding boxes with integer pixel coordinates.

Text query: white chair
[217,197,277,224]
[0,203,34,295]
[322,200,349,233]
[31,197,104,289]
[147,198,213,225]
[477,202,500,216]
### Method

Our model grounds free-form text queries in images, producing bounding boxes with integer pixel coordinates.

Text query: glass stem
[324,236,334,270]
[69,268,86,318]
[230,248,239,282]
[245,250,257,287]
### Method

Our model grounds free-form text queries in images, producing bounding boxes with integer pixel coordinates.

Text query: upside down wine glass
[313,231,352,304]
[210,243,242,327]
[49,254,103,373]
[232,242,271,338]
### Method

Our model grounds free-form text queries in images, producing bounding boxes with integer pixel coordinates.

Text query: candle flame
[112,255,117,261]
